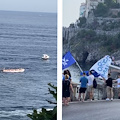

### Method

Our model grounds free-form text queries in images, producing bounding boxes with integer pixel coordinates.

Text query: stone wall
[71,79,119,101]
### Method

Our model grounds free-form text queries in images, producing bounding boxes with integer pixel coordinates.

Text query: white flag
[90,55,112,79]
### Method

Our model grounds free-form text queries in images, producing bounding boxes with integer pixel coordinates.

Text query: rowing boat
[2,68,25,73]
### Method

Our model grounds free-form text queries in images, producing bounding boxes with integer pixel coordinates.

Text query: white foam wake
[0,108,53,117]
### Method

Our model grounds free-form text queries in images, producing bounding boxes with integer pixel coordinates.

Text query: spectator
[62,74,74,106]
[62,70,71,82]
[87,71,94,101]
[78,72,88,102]
[103,73,114,101]
[113,73,120,99]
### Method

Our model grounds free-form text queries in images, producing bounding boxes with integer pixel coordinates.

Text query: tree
[94,3,109,17]
[104,0,120,8]
[27,83,57,120]
[77,17,86,27]
[104,0,114,7]
[69,23,75,28]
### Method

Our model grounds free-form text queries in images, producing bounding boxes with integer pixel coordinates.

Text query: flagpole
[75,60,83,73]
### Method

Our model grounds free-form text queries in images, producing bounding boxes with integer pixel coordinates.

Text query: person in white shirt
[117,77,120,99]
[113,73,120,99]
[87,71,94,101]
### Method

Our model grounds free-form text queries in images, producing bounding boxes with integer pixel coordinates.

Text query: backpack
[93,79,97,88]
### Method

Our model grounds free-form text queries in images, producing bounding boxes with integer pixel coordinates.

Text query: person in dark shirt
[103,73,114,101]
[62,74,74,106]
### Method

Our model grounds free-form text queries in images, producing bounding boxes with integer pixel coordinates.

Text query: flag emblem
[62,51,76,70]
[62,58,69,67]
[90,55,112,79]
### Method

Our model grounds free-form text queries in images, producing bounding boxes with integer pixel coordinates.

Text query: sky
[63,0,85,27]
[0,0,57,13]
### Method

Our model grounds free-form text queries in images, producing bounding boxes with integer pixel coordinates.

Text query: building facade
[85,0,104,18]
[80,3,86,17]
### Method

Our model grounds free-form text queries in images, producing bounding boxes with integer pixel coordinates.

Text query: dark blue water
[0,11,57,120]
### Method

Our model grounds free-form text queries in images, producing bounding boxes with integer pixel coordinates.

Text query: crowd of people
[62,69,120,106]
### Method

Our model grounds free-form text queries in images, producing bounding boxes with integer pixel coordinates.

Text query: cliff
[63,8,120,67]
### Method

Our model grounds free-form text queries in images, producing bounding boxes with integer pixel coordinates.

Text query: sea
[0,11,57,120]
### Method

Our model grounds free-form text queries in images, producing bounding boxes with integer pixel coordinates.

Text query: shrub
[112,14,117,18]
[94,3,109,17]
[77,17,86,27]
[69,23,75,28]
[117,12,120,17]
[27,83,57,120]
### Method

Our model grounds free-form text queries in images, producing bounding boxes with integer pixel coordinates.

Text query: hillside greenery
[69,29,120,53]
[77,17,87,27]
[94,3,109,17]
[94,0,120,17]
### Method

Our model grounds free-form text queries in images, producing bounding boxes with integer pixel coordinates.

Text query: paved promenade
[63,99,120,120]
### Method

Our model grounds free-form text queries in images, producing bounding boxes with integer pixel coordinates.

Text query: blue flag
[62,51,76,70]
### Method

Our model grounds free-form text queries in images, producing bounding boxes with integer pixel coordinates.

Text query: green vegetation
[94,0,120,17]
[102,33,120,52]
[76,29,96,42]
[94,3,108,17]
[27,83,57,120]
[68,29,120,53]
[77,17,86,27]
[69,23,75,28]
[102,21,120,31]
[104,0,120,8]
